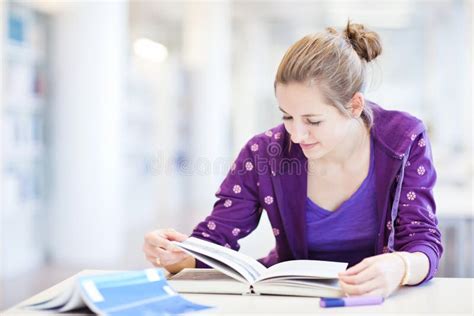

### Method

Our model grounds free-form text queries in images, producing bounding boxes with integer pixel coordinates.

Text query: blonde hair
[275,20,382,132]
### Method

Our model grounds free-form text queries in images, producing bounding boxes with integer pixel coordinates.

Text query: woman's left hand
[338,253,406,298]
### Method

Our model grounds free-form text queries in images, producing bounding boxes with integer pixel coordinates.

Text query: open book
[170,237,348,298]
[24,269,210,315]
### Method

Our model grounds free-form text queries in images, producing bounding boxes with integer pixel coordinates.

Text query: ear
[348,92,365,118]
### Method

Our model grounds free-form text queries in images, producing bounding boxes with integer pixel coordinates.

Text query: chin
[302,148,326,160]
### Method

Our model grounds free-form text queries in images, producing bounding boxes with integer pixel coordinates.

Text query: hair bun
[343,21,382,62]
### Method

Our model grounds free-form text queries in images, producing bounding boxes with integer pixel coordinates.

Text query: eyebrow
[278,106,323,117]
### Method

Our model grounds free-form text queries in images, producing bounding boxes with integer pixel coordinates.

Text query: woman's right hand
[143,228,195,273]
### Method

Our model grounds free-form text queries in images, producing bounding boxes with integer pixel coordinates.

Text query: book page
[173,237,267,284]
[26,280,79,311]
[176,247,249,284]
[170,268,237,281]
[168,269,250,295]
[252,281,344,298]
[256,278,340,289]
[256,260,348,282]
[58,286,86,312]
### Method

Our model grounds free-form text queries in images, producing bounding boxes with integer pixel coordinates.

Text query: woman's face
[275,82,355,161]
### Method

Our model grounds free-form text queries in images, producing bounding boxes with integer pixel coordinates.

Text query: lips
[300,142,319,150]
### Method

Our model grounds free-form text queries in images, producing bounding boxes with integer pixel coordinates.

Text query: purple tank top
[306,136,377,267]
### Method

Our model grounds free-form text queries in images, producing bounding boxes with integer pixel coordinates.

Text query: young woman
[143,21,443,298]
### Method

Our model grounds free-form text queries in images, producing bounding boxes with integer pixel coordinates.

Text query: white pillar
[233,20,278,150]
[130,55,185,232]
[48,2,128,266]
[181,1,233,227]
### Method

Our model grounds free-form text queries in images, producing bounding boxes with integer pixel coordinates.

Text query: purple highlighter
[320,296,384,308]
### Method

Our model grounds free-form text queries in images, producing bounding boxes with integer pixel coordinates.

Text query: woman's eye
[282,116,292,121]
[308,121,322,126]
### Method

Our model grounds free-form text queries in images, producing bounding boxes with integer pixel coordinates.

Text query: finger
[150,229,188,250]
[339,277,380,296]
[161,231,189,252]
[339,265,378,285]
[164,242,186,253]
[143,242,184,257]
[145,231,183,252]
[145,254,161,267]
[339,258,373,276]
[143,243,162,257]
[162,228,189,243]
[156,248,189,266]
[340,279,378,297]
[144,231,166,247]
[363,287,385,298]
[169,245,186,253]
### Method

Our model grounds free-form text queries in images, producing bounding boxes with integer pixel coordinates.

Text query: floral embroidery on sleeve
[264,196,274,205]
[245,161,254,171]
[223,199,233,207]
[406,191,416,200]
[417,165,426,176]
[233,185,242,194]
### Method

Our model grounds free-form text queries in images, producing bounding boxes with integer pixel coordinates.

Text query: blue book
[25,269,211,315]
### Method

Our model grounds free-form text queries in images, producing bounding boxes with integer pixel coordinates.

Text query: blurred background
[0,0,472,309]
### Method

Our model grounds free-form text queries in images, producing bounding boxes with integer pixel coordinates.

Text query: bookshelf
[1,1,49,278]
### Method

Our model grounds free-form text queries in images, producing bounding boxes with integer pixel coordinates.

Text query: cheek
[315,125,345,147]
[325,128,342,141]
[312,126,329,142]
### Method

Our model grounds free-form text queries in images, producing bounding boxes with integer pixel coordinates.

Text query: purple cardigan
[190,101,443,285]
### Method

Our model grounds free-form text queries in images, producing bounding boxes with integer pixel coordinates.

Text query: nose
[290,123,310,144]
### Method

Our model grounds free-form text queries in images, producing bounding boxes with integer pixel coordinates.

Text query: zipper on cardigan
[376,152,406,254]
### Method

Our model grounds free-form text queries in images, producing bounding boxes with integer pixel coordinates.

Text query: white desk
[4,270,474,315]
